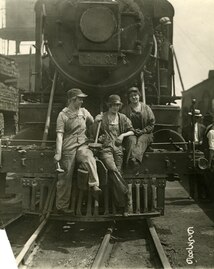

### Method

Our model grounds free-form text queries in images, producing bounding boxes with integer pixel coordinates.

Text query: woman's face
[129,92,140,104]
[109,103,120,114]
[74,97,84,108]
[69,97,84,109]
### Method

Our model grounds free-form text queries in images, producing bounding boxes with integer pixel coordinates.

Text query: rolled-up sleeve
[142,106,155,134]
[56,112,65,133]
[125,116,134,132]
[84,109,94,126]
[120,113,134,132]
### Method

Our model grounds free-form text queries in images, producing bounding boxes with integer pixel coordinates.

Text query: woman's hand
[54,153,61,163]
[95,114,103,122]
[115,134,124,146]
[135,129,144,137]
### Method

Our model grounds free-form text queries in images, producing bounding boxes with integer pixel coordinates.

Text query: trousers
[56,144,99,210]
[124,133,153,163]
[99,146,128,207]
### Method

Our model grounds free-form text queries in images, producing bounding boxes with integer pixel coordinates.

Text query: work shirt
[56,107,94,153]
[121,102,155,134]
[99,112,133,148]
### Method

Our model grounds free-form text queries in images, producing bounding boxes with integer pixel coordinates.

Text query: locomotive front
[35,0,174,99]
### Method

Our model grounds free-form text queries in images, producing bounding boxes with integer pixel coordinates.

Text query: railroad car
[0,0,206,221]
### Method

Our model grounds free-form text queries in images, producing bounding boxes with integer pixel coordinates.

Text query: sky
[169,0,214,94]
[0,0,214,94]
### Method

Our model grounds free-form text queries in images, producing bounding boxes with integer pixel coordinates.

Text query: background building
[182,70,214,127]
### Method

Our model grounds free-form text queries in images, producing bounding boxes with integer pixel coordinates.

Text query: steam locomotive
[0,0,206,221]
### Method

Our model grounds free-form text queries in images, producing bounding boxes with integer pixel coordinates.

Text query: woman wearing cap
[94,95,134,211]
[54,88,101,214]
[121,86,155,166]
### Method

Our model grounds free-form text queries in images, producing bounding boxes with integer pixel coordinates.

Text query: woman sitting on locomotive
[94,95,134,213]
[121,87,155,167]
[54,88,102,214]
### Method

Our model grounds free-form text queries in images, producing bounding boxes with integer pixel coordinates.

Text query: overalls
[98,112,132,207]
[122,103,155,163]
[56,107,99,210]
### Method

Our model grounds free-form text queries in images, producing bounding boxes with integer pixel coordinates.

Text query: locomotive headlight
[80,7,116,43]
[197,157,208,170]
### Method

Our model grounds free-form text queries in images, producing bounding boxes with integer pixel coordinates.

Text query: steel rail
[15,214,49,267]
[147,219,172,269]
[91,227,114,269]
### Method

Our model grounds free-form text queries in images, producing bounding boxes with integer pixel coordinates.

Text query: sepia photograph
[0,0,213,268]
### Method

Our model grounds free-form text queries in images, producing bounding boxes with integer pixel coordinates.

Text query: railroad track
[91,220,172,269]
[10,218,109,268]
[5,217,171,269]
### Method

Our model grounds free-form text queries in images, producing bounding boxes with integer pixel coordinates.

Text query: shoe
[57,208,74,214]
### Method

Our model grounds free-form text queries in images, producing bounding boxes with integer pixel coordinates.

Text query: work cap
[107,95,122,105]
[67,88,87,99]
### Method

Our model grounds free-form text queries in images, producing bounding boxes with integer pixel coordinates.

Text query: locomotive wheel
[153,129,187,151]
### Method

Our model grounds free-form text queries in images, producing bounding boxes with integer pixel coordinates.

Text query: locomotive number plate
[79,53,117,66]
